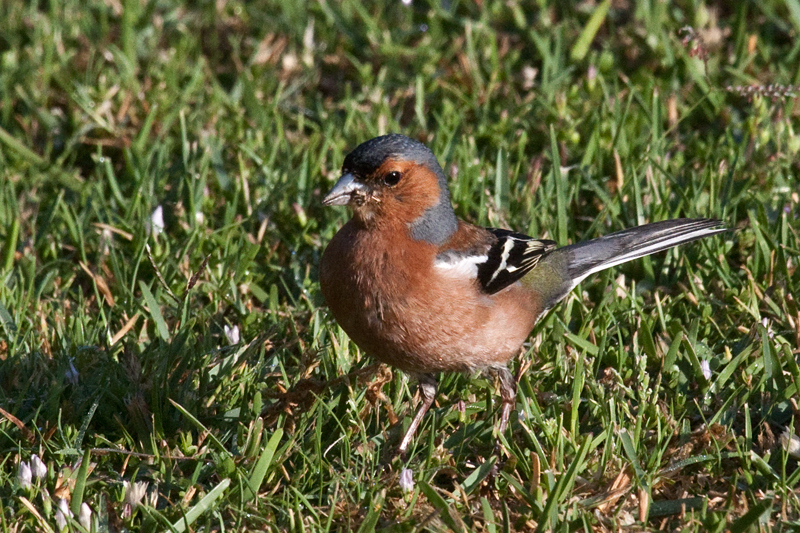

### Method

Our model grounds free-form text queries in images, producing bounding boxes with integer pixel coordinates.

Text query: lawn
[1,0,799,531]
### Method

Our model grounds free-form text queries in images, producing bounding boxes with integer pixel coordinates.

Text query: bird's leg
[495,366,517,437]
[397,374,437,457]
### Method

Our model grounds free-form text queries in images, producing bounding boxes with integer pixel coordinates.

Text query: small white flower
[124,480,149,508]
[456,400,466,414]
[55,498,72,531]
[17,461,32,489]
[100,227,113,255]
[282,52,299,72]
[30,454,47,479]
[224,324,240,345]
[700,360,712,381]
[399,468,414,493]
[761,318,775,339]
[79,503,92,529]
[146,485,160,508]
[150,205,165,236]
[66,358,79,385]
[781,429,800,459]
[522,65,538,90]
[401,0,412,5]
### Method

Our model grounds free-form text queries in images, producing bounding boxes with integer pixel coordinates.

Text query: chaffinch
[320,134,725,455]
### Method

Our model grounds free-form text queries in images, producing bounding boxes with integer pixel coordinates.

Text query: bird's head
[323,134,458,244]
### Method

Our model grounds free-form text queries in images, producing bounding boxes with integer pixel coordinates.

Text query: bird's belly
[330,278,540,374]
[320,226,543,375]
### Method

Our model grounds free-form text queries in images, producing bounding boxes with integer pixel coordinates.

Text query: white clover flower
[147,485,160,508]
[17,461,32,489]
[149,205,165,236]
[30,454,47,479]
[55,498,72,531]
[700,360,712,381]
[66,358,79,385]
[399,468,414,493]
[79,503,92,529]
[761,317,775,339]
[224,324,240,345]
[124,480,149,508]
[781,429,800,459]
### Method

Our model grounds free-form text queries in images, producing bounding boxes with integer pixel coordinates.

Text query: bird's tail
[539,218,726,308]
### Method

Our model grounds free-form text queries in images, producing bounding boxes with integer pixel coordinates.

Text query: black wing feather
[476,228,557,294]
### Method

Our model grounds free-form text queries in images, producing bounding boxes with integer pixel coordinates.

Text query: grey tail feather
[558,218,726,288]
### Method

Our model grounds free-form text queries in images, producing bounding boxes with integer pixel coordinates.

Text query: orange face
[324,158,445,228]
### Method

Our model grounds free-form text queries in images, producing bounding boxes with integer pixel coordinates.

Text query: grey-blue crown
[343,134,444,182]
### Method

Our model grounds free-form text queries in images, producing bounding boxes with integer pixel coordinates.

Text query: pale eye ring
[383,171,402,186]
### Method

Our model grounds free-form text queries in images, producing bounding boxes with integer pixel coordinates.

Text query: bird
[319,133,726,456]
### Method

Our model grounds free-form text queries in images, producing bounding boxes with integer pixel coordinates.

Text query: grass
[1,0,799,531]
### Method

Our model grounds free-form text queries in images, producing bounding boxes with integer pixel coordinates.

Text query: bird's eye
[383,171,402,186]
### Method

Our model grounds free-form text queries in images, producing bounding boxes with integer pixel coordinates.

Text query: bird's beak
[323,173,367,206]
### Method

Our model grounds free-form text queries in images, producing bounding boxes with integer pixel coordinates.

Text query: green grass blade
[550,125,567,245]
[461,456,497,495]
[171,478,231,533]
[356,490,383,533]
[536,434,593,532]
[243,428,284,503]
[728,497,773,533]
[570,0,611,61]
[419,481,464,532]
[70,448,91,516]
[139,280,170,341]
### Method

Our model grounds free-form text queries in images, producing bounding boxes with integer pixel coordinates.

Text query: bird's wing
[435,226,557,295]
[477,229,557,294]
